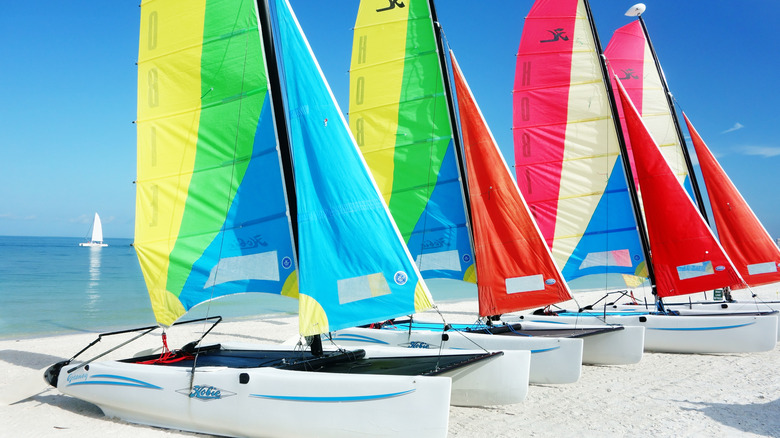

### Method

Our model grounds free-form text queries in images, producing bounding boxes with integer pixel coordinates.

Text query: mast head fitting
[625,3,646,17]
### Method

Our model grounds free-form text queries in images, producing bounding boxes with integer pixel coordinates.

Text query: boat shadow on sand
[0,350,64,370]
[680,397,780,436]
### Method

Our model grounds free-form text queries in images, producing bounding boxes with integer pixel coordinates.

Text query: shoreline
[2,297,779,437]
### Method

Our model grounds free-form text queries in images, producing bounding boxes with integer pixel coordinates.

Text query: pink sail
[451,52,571,316]
[513,0,647,292]
[684,114,780,287]
[605,20,694,197]
[616,80,745,297]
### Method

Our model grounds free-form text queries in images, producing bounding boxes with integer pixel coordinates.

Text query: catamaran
[78,212,108,247]
[329,0,645,382]
[507,0,777,354]
[603,3,780,322]
[43,1,531,437]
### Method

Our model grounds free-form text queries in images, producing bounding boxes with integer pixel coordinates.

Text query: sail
[605,20,695,198]
[450,52,571,315]
[136,0,297,326]
[684,114,780,287]
[270,0,433,335]
[348,0,474,282]
[92,213,104,243]
[617,82,744,297]
[512,0,647,292]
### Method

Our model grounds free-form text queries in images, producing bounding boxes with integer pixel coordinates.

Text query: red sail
[616,81,745,297]
[685,114,780,287]
[451,52,572,316]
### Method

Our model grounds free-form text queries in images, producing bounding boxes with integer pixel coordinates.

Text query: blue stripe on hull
[250,389,415,402]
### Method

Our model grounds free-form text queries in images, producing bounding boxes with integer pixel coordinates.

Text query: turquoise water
[0,236,475,340]
[0,236,298,340]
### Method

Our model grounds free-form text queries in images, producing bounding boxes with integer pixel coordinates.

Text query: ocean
[0,235,298,340]
[0,236,476,341]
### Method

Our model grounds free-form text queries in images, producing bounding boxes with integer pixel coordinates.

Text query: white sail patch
[676,261,714,280]
[415,250,462,272]
[747,262,778,276]
[205,251,280,287]
[505,275,545,294]
[337,273,391,304]
[578,249,633,269]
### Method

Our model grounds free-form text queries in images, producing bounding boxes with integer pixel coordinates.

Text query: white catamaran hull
[330,328,579,385]
[313,343,529,405]
[54,359,451,438]
[613,302,780,339]
[509,321,645,365]
[520,313,778,354]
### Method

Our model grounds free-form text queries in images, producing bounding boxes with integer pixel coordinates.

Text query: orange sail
[616,80,745,297]
[684,114,780,287]
[450,52,571,316]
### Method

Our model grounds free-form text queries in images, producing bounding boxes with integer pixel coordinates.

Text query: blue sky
[2,1,778,241]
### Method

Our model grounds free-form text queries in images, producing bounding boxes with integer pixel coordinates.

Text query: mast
[257,0,324,349]
[427,0,475,248]
[256,0,298,253]
[583,0,658,297]
[634,10,710,223]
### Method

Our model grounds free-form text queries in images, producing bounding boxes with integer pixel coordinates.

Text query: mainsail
[604,20,696,198]
[684,114,780,288]
[450,51,571,315]
[135,0,433,333]
[349,0,474,282]
[91,213,104,243]
[136,0,297,325]
[616,81,745,297]
[512,0,647,291]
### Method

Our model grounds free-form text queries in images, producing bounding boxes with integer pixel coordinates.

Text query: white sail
[91,213,104,243]
[79,212,107,247]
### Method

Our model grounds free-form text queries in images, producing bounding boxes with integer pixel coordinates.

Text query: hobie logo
[619,69,640,80]
[394,271,408,286]
[177,385,236,401]
[376,0,405,12]
[408,341,431,349]
[540,28,569,43]
[282,256,292,269]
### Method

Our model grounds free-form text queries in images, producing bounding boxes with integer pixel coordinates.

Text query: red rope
[136,333,194,364]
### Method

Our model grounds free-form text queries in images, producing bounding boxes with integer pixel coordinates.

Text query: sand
[2,294,779,438]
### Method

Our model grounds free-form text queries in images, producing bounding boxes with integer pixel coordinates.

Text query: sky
[1,1,778,241]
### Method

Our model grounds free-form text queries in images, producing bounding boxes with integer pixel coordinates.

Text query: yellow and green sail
[349,0,474,282]
[136,0,297,326]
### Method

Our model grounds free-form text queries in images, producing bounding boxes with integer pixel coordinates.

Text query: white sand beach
[2,295,779,437]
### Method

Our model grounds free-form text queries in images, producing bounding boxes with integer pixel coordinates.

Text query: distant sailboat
[78,213,108,247]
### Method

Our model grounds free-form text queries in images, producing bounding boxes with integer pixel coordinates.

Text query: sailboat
[43,1,530,436]
[604,4,780,317]
[508,0,777,354]
[78,212,108,247]
[329,0,644,383]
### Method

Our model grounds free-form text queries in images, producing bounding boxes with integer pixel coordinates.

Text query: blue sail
[270,0,434,336]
